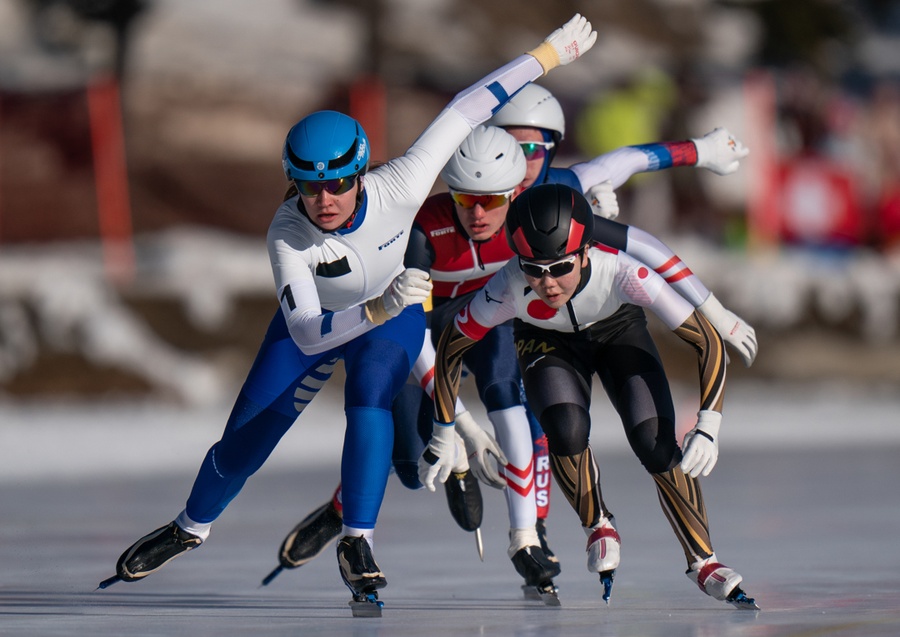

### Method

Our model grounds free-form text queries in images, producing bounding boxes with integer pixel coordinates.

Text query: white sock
[175,510,211,541]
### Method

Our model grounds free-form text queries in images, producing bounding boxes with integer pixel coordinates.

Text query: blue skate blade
[599,570,615,604]
[727,589,761,611]
[349,593,384,617]
[260,565,284,587]
[96,575,121,590]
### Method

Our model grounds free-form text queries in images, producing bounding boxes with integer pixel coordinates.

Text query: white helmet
[440,125,526,194]
[488,83,565,141]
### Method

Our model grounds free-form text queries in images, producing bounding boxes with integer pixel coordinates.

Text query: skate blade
[522,582,561,606]
[260,565,284,587]
[599,570,615,604]
[475,528,484,562]
[537,582,561,607]
[349,592,384,617]
[96,575,122,590]
[727,588,760,611]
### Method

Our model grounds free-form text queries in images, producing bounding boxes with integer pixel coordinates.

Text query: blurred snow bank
[0,228,271,405]
[0,392,346,483]
[666,236,900,344]
[2,380,898,484]
[2,228,900,406]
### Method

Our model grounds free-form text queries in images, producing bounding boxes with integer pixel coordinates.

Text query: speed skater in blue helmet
[282,110,371,231]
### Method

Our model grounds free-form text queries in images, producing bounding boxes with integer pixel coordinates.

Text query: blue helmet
[282,111,370,182]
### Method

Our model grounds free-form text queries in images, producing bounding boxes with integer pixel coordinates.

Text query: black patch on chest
[316,256,351,278]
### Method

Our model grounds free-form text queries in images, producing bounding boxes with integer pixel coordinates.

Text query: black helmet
[506,184,593,259]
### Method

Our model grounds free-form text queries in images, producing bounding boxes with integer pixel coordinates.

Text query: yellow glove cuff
[526,41,560,75]
[364,297,391,325]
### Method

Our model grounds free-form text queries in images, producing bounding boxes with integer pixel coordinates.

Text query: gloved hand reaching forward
[365,268,432,325]
[455,410,508,489]
[587,181,620,220]
[692,128,750,176]
[528,13,597,74]
[418,422,466,492]
[680,410,721,478]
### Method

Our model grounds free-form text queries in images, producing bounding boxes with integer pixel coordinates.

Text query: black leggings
[516,305,682,474]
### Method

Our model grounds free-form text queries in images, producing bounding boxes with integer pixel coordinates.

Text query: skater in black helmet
[421,183,759,609]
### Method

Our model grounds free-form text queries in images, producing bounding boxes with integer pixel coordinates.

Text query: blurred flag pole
[87,73,135,284]
[349,75,387,161]
[744,69,780,252]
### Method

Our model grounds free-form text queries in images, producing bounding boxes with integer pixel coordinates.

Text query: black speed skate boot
[535,517,558,564]
[261,499,343,585]
[511,543,562,606]
[444,469,485,559]
[444,470,483,531]
[98,521,203,589]
[337,535,387,617]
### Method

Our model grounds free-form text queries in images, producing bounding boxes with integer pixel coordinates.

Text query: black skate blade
[96,575,122,590]
[349,592,384,617]
[260,565,284,587]
[521,582,561,606]
[599,570,615,604]
[521,583,542,601]
[727,587,760,611]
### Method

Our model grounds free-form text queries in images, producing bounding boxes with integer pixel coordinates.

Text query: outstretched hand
[529,13,597,73]
[692,127,750,176]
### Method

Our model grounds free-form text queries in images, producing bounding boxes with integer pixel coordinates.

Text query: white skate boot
[584,515,620,603]
[687,554,760,610]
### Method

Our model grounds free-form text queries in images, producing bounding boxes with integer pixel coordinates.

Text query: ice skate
[510,533,562,606]
[585,515,620,604]
[261,499,343,585]
[98,521,203,589]
[687,554,760,610]
[444,470,483,531]
[444,469,484,559]
[337,535,387,617]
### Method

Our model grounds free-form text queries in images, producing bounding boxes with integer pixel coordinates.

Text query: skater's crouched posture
[420,183,758,609]
[98,14,598,615]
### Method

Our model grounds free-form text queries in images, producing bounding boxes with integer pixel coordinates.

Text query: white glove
[528,13,597,74]
[680,410,721,478]
[455,410,508,489]
[691,127,749,176]
[418,421,467,492]
[698,293,757,366]
[365,268,432,325]
[587,181,619,220]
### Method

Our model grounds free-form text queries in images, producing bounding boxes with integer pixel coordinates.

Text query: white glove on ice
[528,13,597,74]
[365,268,432,325]
[587,181,620,220]
[455,410,508,489]
[418,421,467,492]
[692,128,749,176]
[698,293,757,366]
[680,410,721,478]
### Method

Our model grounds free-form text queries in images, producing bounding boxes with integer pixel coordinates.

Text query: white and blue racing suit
[182,53,552,533]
